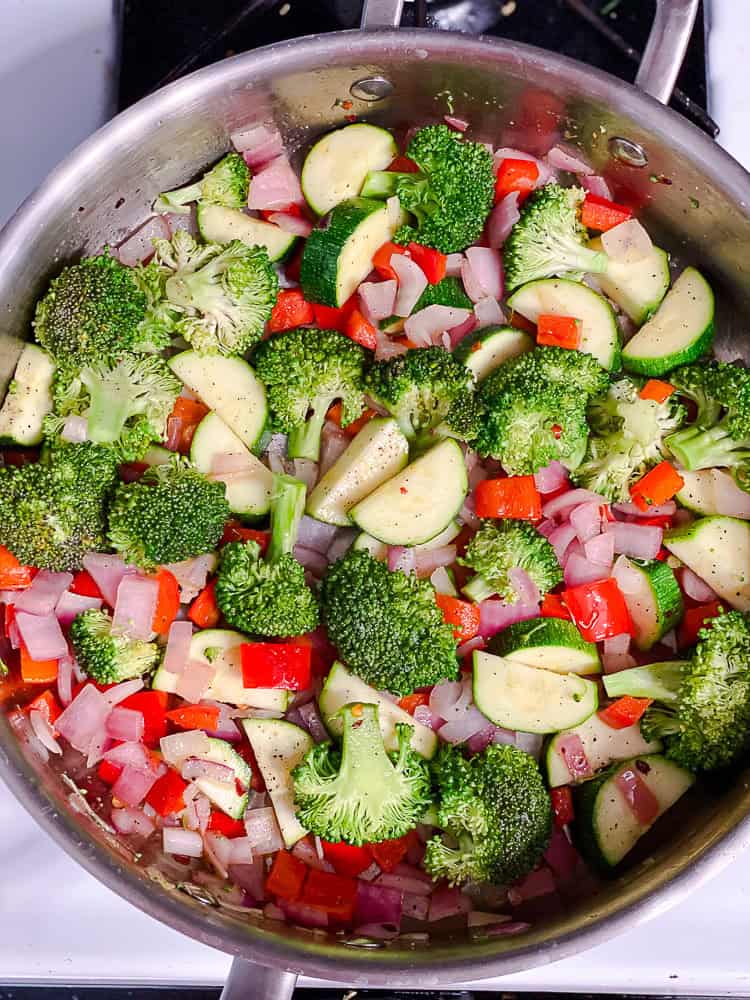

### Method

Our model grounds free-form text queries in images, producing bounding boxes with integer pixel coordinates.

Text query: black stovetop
[119,0,714,135]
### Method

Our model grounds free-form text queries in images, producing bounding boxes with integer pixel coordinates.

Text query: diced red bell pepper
[266,849,308,901]
[435,594,481,643]
[188,580,220,629]
[207,810,247,838]
[326,402,377,438]
[373,241,410,281]
[268,289,315,333]
[536,314,582,350]
[388,155,419,173]
[639,379,675,404]
[474,476,542,521]
[166,397,210,455]
[678,600,722,649]
[397,692,431,715]
[344,308,378,351]
[0,546,34,590]
[240,642,311,691]
[19,643,58,685]
[630,461,685,512]
[151,568,180,635]
[165,704,220,731]
[367,831,418,873]
[321,840,373,877]
[581,193,633,232]
[98,760,123,785]
[301,868,358,921]
[312,295,357,333]
[70,570,103,599]
[550,786,574,828]
[540,593,571,621]
[26,688,62,728]
[145,768,188,817]
[121,690,169,748]
[561,577,633,643]
[221,521,270,553]
[407,243,447,284]
[260,203,303,220]
[494,158,539,204]
[599,695,653,730]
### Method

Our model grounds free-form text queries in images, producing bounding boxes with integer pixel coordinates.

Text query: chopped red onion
[542,488,606,521]
[582,173,613,199]
[680,566,716,603]
[244,807,284,855]
[327,528,358,564]
[564,552,609,588]
[569,501,604,544]
[468,911,510,928]
[548,522,577,563]
[15,611,67,661]
[428,886,472,922]
[445,253,464,277]
[112,806,156,839]
[465,247,503,301]
[293,544,329,577]
[15,571,73,615]
[54,591,102,627]
[392,254,429,317]
[57,654,75,707]
[537,518,556,539]
[164,554,216,604]
[544,826,581,880]
[484,920,532,937]
[414,545,456,579]
[163,827,203,858]
[602,218,652,263]
[455,636,485,660]
[615,766,660,825]
[104,740,152,770]
[447,313,478,349]
[602,632,635,674]
[546,144,593,175]
[266,212,313,237]
[478,598,538,638]
[105,707,144,743]
[112,574,159,640]
[226,836,255,865]
[457,498,480,530]
[204,831,232,877]
[387,546,417,575]
[374,329,408,361]
[281,899,330,929]
[229,857,266,901]
[413,703,441,730]
[29,708,62,755]
[298,701,328,743]
[584,532,614,568]
[405,305,472,347]
[606,520,662,560]
[473,297,505,328]
[291,836,335,872]
[487,191,521,248]
[175,660,216,702]
[402,892,430,921]
[160,729,211,765]
[359,279,398,322]
[358,861,382,883]
[292,459,319,492]
[612,554,644,598]
[512,866,557,902]
[509,567,541,606]
[181,757,235,784]
[533,460,569,494]
[61,414,89,443]
[163,620,193,675]
[116,215,170,265]
[439,704,492,745]
[319,421,349,476]
[113,764,160,807]
[232,123,284,163]
[466,723,497,754]
[9,708,49,763]
[263,902,286,922]
[355,881,403,928]
[443,114,469,132]
[429,680,463,719]
[298,515,339,554]
[708,469,750,518]
[376,872,431,897]
[513,731,543,759]
[556,733,592,781]
[103,678,144,707]
[210,451,253,477]
[248,155,303,210]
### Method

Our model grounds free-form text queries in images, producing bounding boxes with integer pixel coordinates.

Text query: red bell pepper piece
[344,308,378,351]
[207,811,247,838]
[435,594,481,643]
[536,314,582,350]
[540,592,572,621]
[550,786,574,828]
[321,840,373,877]
[639,379,675,404]
[494,158,539,203]
[121,690,169,748]
[188,580,220,629]
[70,570,103,599]
[630,461,685,512]
[388,155,419,173]
[240,642,311,690]
[165,704,220,731]
[260,203,303,221]
[474,476,542,520]
[678,600,722,649]
[367,831,419,873]
[221,521,270,552]
[407,243,447,284]
[151,568,180,635]
[145,768,189,817]
[266,850,308,901]
[581,193,633,232]
[268,289,315,333]
[561,578,632,642]
[26,688,62,728]
[312,295,357,333]
[599,695,653,730]
[373,241,410,281]
[166,397,210,455]
[19,643,58,685]
[326,402,377,438]
[397,692,431,715]
[301,868,358,921]
[98,759,123,786]
[0,546,34,590]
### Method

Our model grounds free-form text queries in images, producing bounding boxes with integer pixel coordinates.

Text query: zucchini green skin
[301,123,398,216]
[622,323,715,377]
[453,325,534,382]
[489,617,601,674]
[629,559,684,651]
[572,760,623,871]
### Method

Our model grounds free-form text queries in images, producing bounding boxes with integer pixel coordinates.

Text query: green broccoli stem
[361,170,415,200]
[462,574,497,604]
[154,182,202,214]
[268,473,307,563]
[82,375,134,445]
[287,400,332,462]
[666,423,750,471]
[603,660,688,702]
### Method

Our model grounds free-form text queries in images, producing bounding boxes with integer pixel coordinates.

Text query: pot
[2,1,750,997]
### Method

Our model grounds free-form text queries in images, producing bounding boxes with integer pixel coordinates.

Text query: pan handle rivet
[350,76,394,101]
[608,136,648,167]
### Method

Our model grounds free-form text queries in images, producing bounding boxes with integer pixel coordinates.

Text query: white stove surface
[2,0,750,992]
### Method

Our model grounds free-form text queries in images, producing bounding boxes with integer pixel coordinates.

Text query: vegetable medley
[2,113,749,943]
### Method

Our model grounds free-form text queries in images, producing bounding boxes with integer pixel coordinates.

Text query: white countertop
[2,0,750,992]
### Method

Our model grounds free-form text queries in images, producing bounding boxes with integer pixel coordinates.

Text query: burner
[120,0,715,135]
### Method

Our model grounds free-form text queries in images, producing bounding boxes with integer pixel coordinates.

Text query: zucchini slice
[319,661,438,759]
[168,350,268,453]
[588,237,670,325]
[472,650,598,734]
[301,124,398,216]
[193,737,253,819]
[196,203,298,262]
[0,344,55,446]
[507,277,620,369]
[546,713,662,787]
[453,325,534,382]
[664,515,750,611]
[190,411,274,517]
[300,197,400,307]
[349,438,468,546]
[489,618,601,675]
[305,417,409,527]
[618,558,683,650]
[352,532,388,560]
[676,469,750,519]
[573,754,694,869]
[242,718,313,847]
[622,267,714,376]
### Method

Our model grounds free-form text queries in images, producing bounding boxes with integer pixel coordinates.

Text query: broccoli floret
[153,231,278,356]
[292,702,432,845]
[0,442,117,571]
[253,327,369,461]
[509,346,611,399]
[573,376,686,501]
[443,392,484,443]
[459,519,562,604]
[320,549,458,695]
[503,183,608,292]
[33,252,169,369]
[70,609,160,684]
[665,362,750,489]
[424,743,552,886]
[604,610,750,771]
[364,347,471,443]
[44,354,181,463]
[215,473,319,636]
[364,125,495,253]
[154,153,250,215]
[107,455,229,569]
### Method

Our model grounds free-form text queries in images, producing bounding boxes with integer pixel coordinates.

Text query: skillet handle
[220,958,298,999]
[635,0,700,103]
[361,0,404,28]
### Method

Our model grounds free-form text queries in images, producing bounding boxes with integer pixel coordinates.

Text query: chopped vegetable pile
[2,113,746,946]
